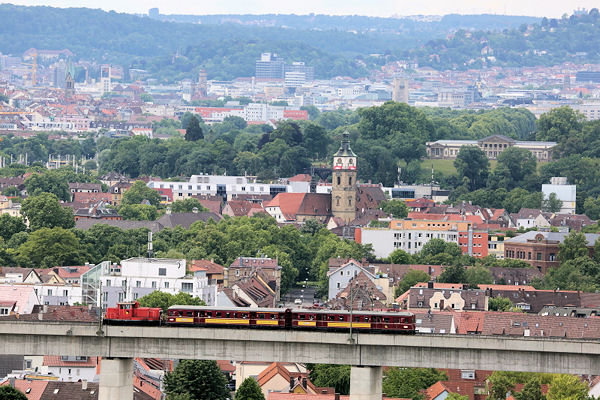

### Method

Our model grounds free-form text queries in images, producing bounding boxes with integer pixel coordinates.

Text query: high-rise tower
[331,131,357,223]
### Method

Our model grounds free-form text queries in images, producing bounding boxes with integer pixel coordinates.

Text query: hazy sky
[2,0,598,18]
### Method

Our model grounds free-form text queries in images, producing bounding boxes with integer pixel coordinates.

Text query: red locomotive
[103,301,162,325]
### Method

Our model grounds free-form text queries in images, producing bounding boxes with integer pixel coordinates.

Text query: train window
[354,317,360,322]
[186,312,193,317]
[400,318,405,323]
[316,315,321,320]
[226,313,230,318]
[258,313,264,319]
[384,318,390,323]
[364,317,369,322]
[309,315,314,320]
[241,313,247,318]
[216,312,221,317]
[271,314,277,319]
[328,315,335,321]
[299,315,305,320]
[339,316,344,321]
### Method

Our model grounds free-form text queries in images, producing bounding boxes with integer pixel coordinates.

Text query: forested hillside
[407,9,600,69]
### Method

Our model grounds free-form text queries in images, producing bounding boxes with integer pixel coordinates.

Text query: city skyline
[3,0,600,18]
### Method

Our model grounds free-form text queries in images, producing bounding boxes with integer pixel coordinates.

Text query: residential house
[0,286,40,315]
[227,257,282,296]
[488,267,542,286]
[72,192,115,206]
[74,202,122,221]
[222,200,266,217]
[68,183,102,201]
[0,379,99,400]
[235,362,307,391]
[509,208,551,230]
[328,271,387,310]
[402,282,488,311]
[327,259,376,300]
[42,356,100,382]
[189,259,225,285]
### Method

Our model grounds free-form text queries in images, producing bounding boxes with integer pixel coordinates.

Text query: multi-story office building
[255,53,286,80]
[541,177,576,215]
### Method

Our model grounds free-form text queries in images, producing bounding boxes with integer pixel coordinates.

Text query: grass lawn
[424,158,499,176]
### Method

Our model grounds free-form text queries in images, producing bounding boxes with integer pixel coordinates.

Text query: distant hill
[404,9,600,69]
[0,5,597,82]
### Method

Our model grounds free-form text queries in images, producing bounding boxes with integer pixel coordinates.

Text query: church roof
[334,131,356,157]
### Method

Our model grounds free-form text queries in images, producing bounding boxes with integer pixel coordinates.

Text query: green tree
[0,386,28,400]
[515,378,546,400]
[307,364,350,395]
[489,147,537,190]
[235,377,264,400]
[446,394,469,400]
[584,196,600,220]
[170,198,208,213]
[395,270,430,297]
[24,170,70,201]
[488,372,516,400]
[558,232,589,262]
[438,264,467,284]
[454,146,490,190]
[121,180,161,206]
[15,227,82,268]
[536,106,585,143]
[184,115,204,141]
[380,199,409,218]
[164,360,229,400]
[387,249,413,264]
[0,214,27,241]
[118,204,159,220]
[488,296,513,311]
[465,266,493,286]
[542,193,563,213]
[546,374,589,400]
[138,291,205,312]
[382,367,447,400]
[420,239,462,259]
[21,192,75,231]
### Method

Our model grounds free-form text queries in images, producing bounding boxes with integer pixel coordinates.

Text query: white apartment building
[148,174,310,201]
[358,228,460,259]
[100,258,216,309]
[541,177,576,215]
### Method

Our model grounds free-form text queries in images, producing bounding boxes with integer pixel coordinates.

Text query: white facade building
[147,174,310,201]
[100,258,217,309]
[359,227,460,259]
[542,177,576,215]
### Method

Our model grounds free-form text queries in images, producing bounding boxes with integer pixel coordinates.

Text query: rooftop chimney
[82,380,88,390]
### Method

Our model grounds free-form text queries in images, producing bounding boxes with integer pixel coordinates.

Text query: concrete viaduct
[2,321,600,400]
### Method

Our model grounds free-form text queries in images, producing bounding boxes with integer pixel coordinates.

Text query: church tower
[332,131,357,223]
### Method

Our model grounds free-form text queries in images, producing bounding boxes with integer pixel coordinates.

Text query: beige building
[392,77,409,103]
[426,135,556,162]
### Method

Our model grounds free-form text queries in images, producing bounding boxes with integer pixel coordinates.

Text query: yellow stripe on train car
[256,320,279,325]
[327,322,371,328]
[175,317,194,323]
[205,318,250,324]
[297,321,317,327]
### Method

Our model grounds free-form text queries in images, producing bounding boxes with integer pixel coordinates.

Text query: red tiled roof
[43,356,99,367]
[0,379,48,400]
[257,362,291,387]
[288,174,312,182]
[189,259,224,274]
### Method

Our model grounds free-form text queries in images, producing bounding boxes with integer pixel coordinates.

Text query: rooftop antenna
[147,231,154,258]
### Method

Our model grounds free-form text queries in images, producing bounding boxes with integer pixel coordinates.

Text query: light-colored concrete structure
[3,321,600,398]
[350,366,382,400]
[99,358,133,400]
[542,176,576,215]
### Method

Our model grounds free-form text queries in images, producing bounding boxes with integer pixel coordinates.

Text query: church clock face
[334,158,343,170]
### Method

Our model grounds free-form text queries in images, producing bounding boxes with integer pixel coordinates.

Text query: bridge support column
[350,366,382,400]
[99,357,133,400]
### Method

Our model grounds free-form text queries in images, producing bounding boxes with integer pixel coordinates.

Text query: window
[47,289,53,296]
[63,290,68,296]
[164,282,169,289]
[105,279,111,287]
[0,308,8,315]
[133,293,139,300]
[136,281,141,288]
[152,281,157,289]
[158,268,166,276]
[182,282,193,292]
[461,370,475,380]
